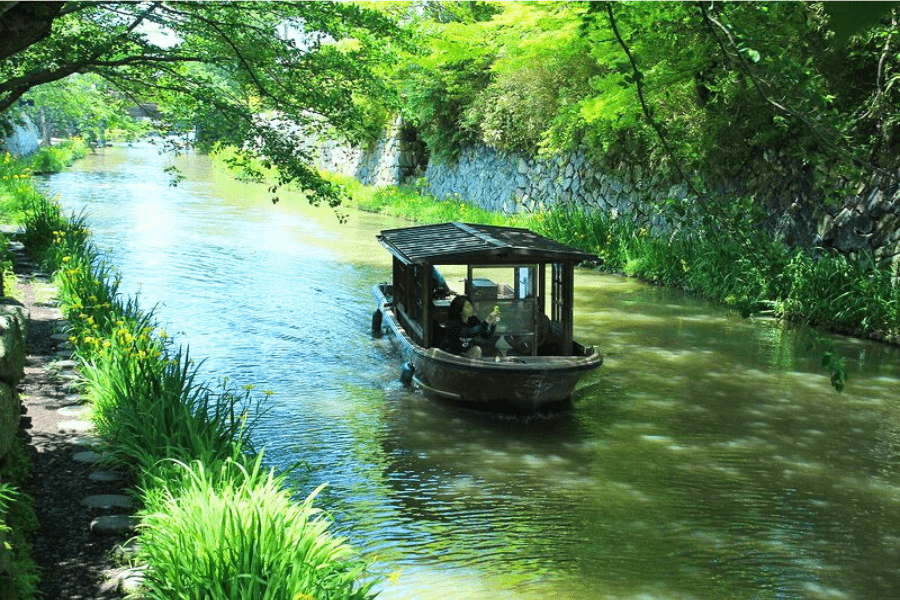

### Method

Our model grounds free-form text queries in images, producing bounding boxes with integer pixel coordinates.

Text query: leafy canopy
[0,1,406,205]
[395,1,900,212]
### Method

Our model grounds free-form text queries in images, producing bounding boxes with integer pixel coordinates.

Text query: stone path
[7,235,147,598]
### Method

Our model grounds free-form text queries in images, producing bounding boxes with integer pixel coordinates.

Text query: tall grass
[320,173,526,227]
[21,191,379,599]
[0,152,45,225]
[139,459,374,600]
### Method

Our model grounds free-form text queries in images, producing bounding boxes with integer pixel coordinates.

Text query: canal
[37,143,900,599]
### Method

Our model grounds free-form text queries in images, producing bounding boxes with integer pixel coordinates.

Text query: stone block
[90,515,138,536]
[81,494,133,510]
[0,382,18,461]
[0,300,27,339]
[0,312,25,388]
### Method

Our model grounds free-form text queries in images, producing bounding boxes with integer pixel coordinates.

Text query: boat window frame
[392,257,578,356]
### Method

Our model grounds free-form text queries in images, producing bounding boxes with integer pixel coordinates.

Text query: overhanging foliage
[0,1,407,204]
[392,1,900,222]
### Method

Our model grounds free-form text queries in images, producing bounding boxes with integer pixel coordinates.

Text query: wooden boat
[372,222,603,413]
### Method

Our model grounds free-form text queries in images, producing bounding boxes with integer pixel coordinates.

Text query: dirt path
[10,241,140,599]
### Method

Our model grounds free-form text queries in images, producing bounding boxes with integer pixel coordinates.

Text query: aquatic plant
[138,458,375,600]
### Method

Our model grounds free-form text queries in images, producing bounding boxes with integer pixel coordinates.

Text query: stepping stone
[52,359,78,370]
[117,567,147,594]
[59,419,92,432]
[73,450,104,464]
[50,333,70,342]
[101,565,147,595]
[55,350,72,359]
[58,405,90,416]
[73,435,103,447]
[90,470,125,483]
[119,568,144,594]
[81,494,133,510]
[64,394,83,403]
[113,538,142,560]
[90,515,138,536]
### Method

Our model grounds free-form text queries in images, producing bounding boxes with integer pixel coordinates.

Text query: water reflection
[36,144,900,600]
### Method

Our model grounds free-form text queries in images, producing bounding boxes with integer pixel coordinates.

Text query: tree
[0,1,405,205]
[20,73,148,145]
[396,0,900,258]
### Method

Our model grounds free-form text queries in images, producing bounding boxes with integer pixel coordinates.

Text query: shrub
[0,447,39,600]
[27,140,89,175]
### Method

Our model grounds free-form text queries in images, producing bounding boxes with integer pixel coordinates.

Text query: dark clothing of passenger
[440,316,495,355]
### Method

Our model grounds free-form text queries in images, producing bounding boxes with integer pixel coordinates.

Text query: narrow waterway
[38,143,900,599]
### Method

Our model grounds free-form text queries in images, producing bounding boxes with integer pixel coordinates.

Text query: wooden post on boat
[561,262,574,355]
[420,263,432,348]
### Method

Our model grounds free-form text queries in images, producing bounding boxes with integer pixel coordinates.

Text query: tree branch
[0,2,65,62]
[603,2,715,211]
[696,1,895,182]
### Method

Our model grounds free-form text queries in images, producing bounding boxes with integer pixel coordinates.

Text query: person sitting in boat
[505,312,557,356]
[440,295,500,358]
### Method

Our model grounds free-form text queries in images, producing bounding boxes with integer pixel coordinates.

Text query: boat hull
[373,284,602,413]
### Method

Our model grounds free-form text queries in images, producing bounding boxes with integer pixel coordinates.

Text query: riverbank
[211,146,900,360]
[6,231,137,598]
[1,150,381,599]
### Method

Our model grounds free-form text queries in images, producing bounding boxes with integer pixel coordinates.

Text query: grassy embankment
[0,141,90,600]
[1,146,378,600]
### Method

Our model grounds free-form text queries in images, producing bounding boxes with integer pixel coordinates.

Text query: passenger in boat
[506,313,557,356]
[431,266,452,298]
[440,295,500,358]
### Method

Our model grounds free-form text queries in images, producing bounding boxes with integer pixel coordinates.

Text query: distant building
[126,103,160,121]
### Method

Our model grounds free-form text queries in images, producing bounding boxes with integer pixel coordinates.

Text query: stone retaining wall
[0,300,28,462]
[309,117,425,187]
[1,113,40,158]
[424,146,661,223]
[312,119,900,264]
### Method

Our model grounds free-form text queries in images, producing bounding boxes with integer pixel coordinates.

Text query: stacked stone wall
[312,119,900,264]
[1,113,40,158]
[0,300,27,462]
[309,117,425,187]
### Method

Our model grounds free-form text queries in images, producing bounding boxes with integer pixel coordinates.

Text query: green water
[38,144,900,599]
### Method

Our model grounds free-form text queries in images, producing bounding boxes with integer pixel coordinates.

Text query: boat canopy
[377,222,598,266]
[377,222,599,354]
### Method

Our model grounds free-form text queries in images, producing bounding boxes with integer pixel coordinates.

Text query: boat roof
[377,222,598,266]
